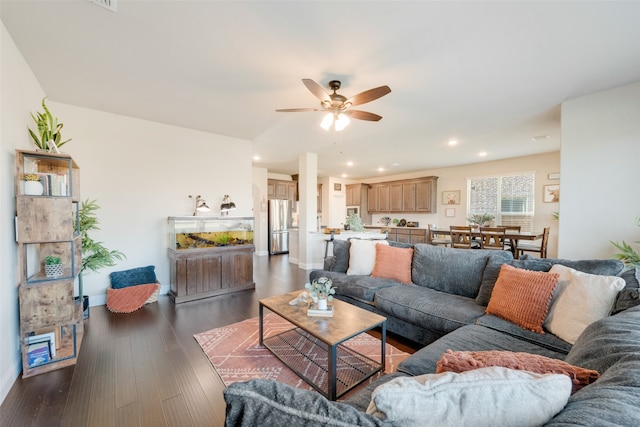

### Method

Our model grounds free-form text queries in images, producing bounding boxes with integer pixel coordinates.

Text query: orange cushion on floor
[486,264,559,333]
[371,244,413,284]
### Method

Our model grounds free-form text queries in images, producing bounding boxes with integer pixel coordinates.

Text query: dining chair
[449,226,479,249]
[478,227,507,251]
[428,224,451,247]
[516,227,550,258]
[496,225,521,250]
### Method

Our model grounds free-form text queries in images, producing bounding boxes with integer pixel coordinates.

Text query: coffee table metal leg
[381,321,386,371]
[259,304,264,346]
[329,344,337,400]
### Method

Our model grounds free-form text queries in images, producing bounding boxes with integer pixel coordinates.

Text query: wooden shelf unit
[15,149,83,378]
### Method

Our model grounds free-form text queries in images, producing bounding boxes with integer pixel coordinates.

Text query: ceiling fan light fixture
[320,112,334,130]
[335,114,350,131]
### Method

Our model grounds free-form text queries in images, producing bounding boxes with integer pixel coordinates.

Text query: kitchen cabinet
[345,184,361,206]
[268,179,297,202]
[346,184,372,224]
[367,177,438,213]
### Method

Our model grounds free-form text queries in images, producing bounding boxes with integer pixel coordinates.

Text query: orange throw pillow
[436,349,599,394]
[371,244,413,284]
[486,264,559,333]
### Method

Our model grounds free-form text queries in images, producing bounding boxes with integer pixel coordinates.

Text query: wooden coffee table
[259,291,387,400]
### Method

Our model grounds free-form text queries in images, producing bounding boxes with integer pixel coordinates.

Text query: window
[467,172,535,231]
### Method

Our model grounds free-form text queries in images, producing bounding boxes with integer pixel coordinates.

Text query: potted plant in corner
[75,199,126,316]
[611,215,640,268]
[28,97,72,152]
[44,255,64,278]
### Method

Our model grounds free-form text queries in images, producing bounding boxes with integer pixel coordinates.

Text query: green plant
[611,215,640,268]
[552,211,560,220]
[345,214,364,232]
[28,97,71,150]
[215,232,233,246]
[467,213,495,226]
[305,276,336,301]
[45,255,61,265]
[76,199,125,274]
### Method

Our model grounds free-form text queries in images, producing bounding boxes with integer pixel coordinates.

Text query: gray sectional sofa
[224,242,640,426]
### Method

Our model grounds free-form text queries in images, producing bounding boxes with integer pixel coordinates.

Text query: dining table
[428,227,544,258]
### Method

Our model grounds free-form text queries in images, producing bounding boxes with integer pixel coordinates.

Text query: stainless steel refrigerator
[268,199,291,254]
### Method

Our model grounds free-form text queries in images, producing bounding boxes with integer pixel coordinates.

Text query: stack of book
[307,303,334,317]
[26,331,57,367]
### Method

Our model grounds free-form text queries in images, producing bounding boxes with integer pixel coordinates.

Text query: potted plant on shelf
[345,214,365,232]
[22,173,44,196]
[305,276,336,310]
[28,97,71,152]
[44,255,63,278]
[467,213,496,227]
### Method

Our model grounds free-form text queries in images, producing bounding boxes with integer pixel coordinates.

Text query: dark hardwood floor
[1,255,417,427]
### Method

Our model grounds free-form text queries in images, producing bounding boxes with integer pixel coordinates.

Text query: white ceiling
[2,1,640,179]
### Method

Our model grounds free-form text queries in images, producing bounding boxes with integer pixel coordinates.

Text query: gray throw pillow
[330,239,350,273]
[476,259,553,306]
[224,379,385,427]
[612,268,640,314]
[519,254,624,276]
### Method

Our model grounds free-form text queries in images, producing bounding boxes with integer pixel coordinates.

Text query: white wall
[559,81,640,259]
[252,167,268,256]
[1,20,254,404]
[0,21,47,403]
[51,102,254,304]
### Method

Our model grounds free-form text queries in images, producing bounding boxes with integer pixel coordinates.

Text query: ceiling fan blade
[346,85,391,107]
[345,110,383,121]
[275,108,321,112]
[302,79,331,103]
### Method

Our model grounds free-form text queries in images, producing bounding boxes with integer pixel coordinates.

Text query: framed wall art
[445,207,456,217]
[543,184,560,203]
[334,183,342,191]
[442,190,460,205]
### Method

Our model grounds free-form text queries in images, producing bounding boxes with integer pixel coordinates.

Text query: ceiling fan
[276,79,391,131]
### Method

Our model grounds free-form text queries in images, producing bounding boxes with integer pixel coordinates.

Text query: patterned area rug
[194,313,410,396]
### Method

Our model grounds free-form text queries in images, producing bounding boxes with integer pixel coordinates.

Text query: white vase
[317,298,328,310]
[24,180,44,196]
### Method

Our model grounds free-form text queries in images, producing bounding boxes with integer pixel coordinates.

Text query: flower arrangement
[305,276,336,301]
[23,173,40,182]
[467,213,495,226]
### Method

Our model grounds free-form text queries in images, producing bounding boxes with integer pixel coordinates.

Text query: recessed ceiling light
[253,155,260,161]
[347,161,354,167]
[342,173,347,178]
[478,152,487,157]
[531,135,551,142]
[378,167,385,172]
[448,139,458,146]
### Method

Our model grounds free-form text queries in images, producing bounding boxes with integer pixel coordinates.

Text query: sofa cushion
[436,349,598,394]
[374,285,486,336]
[366,367,571,427]
[308,271,398,303]
[398,324,569,377]
[485,264,559,333]
[109,265,157,289]
[519,254,625,276]
[547,305,640,426]
[475,315,572,355]
[477,258,553,306]
[371,244,413,284]
[613,267,640,314]
[347,239,389,275]
[223,379,386,427]
[545,264,625,345]
[411,244,512,298]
